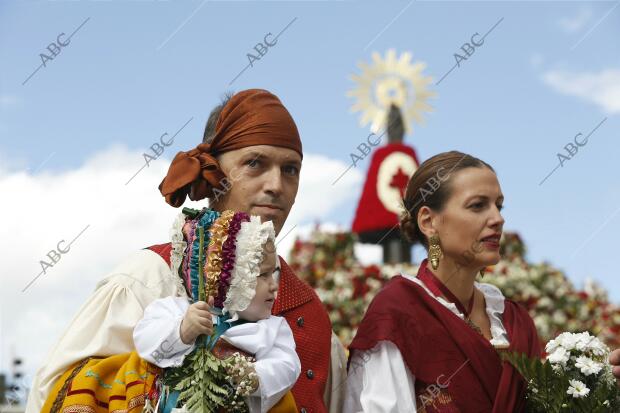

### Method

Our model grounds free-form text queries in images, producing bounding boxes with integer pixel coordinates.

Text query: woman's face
[432,167,505,269]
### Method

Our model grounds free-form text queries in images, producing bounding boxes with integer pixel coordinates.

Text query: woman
[344,151,541,412]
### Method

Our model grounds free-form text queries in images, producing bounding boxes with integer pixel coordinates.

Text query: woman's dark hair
[399,151,495,249]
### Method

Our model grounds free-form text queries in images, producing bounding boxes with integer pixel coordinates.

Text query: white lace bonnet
[169,209,276,321]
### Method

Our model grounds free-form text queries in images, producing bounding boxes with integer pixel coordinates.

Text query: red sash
[349,269,541,412]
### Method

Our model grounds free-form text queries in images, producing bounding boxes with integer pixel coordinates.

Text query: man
[26,89,346,413]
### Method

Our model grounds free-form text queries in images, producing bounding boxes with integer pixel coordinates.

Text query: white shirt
[133,296,301,413]
[343,273,510,413]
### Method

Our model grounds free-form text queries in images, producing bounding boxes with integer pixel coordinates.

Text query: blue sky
[0,0,619,383]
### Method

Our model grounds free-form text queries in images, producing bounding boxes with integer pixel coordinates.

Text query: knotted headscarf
[159,89,302,207]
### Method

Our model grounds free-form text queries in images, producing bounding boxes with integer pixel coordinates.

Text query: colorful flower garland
[215,212,249,308]
[205,211,235,302]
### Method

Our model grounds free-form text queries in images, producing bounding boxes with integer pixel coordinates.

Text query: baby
[133,209,301,413]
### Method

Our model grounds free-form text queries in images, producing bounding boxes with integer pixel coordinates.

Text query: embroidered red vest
[146,243,332,413]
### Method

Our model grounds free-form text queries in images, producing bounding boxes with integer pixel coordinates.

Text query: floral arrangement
[162,222,250,413]
[224,353,260,402]
[160,209,273,413]
[504,332,620,412]
[288,228,620,350]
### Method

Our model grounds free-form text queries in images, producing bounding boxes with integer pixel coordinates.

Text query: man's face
[209,145,302,236]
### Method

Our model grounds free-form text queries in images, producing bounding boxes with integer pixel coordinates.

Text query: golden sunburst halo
[348,49,436,134]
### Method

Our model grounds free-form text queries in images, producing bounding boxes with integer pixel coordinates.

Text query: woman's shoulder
[373,273,433,306]
[379,273,422,294]
[360,274,428,325]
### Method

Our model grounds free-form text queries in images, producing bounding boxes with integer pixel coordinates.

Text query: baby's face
[237,241,278,322]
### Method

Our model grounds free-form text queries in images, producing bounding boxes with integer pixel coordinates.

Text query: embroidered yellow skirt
[42,352,297,413]
[42,352,160,413]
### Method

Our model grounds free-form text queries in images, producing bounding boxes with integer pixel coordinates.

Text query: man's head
[203,94,301,235]
[159,89,303,236]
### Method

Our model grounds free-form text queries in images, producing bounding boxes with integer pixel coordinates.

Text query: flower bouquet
[503,332,620,412]
[159,213,260,413]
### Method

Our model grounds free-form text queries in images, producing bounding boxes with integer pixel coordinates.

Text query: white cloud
[558,7,593,33]
[0,145,362,384]
[542,68,620,114]
[286,153,362,226]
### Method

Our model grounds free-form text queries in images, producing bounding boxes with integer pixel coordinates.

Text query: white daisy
[574,332,593,351]
[566,379,590,398]
[574,355,603,376]
[548,347,570,366]
[546,337,560,354]
[558,332,579,351]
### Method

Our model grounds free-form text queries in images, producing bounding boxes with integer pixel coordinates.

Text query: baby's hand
[179,296,215,345]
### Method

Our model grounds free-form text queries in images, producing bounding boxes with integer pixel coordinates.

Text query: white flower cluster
[545,332,612,399]
[224,353,259,398]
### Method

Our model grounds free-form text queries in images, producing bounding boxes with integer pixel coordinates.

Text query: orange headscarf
[159,89,302,207]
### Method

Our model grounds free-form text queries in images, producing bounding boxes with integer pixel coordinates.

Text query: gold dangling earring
[429,234,442,270]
